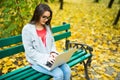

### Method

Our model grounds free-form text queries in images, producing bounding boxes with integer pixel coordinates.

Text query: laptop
[38,48,77,71]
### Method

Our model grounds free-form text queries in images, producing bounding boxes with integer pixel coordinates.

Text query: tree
[0,0,41,38]
[59,0,63,10]
[44,0,48,2]
[108,0,114,8]
[113,9,120,25]
[94,0,99,3]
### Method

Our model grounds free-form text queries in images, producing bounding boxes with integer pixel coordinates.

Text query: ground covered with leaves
[0,0,120,80]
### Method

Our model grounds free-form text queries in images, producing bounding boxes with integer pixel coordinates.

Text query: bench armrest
[65,40,93,54]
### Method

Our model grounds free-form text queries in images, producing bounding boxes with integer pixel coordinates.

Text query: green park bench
[0,23,93,80]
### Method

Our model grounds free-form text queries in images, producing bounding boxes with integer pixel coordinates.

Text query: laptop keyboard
[46,61,53,67]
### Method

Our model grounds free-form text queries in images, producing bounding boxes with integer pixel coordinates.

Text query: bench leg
[70,75,72,80]
[82,57,92,80]
[83,61,90,80]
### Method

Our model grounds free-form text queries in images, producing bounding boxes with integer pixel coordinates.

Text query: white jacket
[22,23,57,65]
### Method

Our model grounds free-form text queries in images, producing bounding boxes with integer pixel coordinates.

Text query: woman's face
[39,11,51,25]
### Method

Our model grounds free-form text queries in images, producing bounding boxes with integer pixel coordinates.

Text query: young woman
[22,3,71,80]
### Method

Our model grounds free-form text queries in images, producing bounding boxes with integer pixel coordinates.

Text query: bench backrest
[0,23,71,59]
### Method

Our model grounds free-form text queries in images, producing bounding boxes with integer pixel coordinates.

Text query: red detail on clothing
[29,63,32,66]
[36,28,46,46]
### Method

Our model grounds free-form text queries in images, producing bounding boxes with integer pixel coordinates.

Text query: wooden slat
[37,75,52,80]
[68,53,92,67]
[17,70,37,80]
[0,45,24,59]
[0,35,22,47]
[6,68,34,80]
[52,24,70,33]
[54,32,71,41]
[0,66,31,80]
[25,73,44,80]
[71,49,83,56]
[69,50,86,62]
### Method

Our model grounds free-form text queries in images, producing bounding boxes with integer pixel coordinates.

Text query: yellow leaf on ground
[2,67,9,74]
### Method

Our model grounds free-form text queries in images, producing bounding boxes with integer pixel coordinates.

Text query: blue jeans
[31,63,71,80]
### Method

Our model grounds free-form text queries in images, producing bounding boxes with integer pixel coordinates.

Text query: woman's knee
[61,64,71,74]
[52,68,64,80]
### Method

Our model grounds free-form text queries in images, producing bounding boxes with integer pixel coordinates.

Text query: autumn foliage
[0,0,120,80]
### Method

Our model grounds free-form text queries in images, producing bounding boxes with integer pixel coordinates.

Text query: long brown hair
[30,3,52,27]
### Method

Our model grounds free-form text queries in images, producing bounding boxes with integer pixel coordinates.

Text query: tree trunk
[108,0,114,8]
[44,0,48,2]
[118,0,120,4]
[113,9,120,25]
[94,0,99,3]
[59,0,63,10]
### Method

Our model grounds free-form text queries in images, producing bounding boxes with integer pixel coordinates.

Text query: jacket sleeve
[50,30,59,54]
[51,36,58,53]
[22,27,49,64]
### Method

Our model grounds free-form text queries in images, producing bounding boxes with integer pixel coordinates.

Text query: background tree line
[0,0,63,38]
[0,0,119,38]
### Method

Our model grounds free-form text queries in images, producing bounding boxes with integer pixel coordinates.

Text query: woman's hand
[50,52,58,58]
[47,54,55,64]
[47,52,58,64]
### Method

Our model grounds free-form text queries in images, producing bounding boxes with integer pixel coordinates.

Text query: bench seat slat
[54,32,71,41]
[0,35,22,47]
[24,73,44,80]
[0,66,31,80]
[0,45,24,59]
[72,49,83,56]
[17,70,37,80]
[69,50,86,62]
[38,75,52,80]
[68,53,92,67]
[6,68,34,80]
